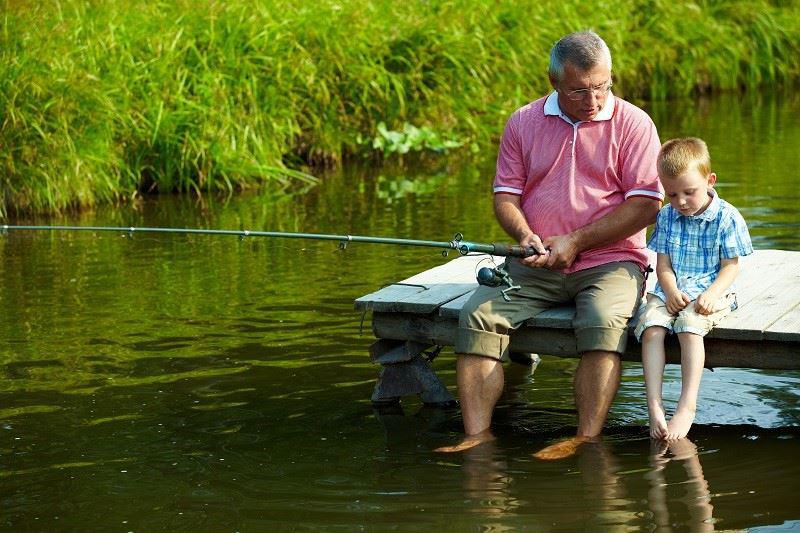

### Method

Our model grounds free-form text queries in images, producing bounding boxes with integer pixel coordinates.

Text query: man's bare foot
[435,429,495,453]
[648,405,668,440]
[533,436,591,460]
[666,407,696,440]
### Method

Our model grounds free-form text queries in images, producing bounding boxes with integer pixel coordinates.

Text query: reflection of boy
[635,138,753,441]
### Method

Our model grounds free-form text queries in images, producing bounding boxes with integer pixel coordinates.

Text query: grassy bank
[2,0,799,215]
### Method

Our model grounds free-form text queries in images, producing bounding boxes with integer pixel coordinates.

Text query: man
[439,31,663,457]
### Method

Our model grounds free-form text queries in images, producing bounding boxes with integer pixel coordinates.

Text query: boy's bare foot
[666,407,696,440]
[648,405,668,440]
[533,436,590,460]
[666,436,698,460]
[435,429,495,453]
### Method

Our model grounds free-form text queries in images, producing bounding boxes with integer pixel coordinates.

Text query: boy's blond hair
[657,138,711,180]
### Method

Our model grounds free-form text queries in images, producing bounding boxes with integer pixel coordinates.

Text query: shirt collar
[544,91,615,123]
[670,189,721,221]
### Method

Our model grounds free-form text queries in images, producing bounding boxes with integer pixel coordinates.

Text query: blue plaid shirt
[648,190,753,306]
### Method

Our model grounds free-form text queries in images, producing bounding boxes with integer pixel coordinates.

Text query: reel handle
[477,265,521,301]
[477,266,505,287]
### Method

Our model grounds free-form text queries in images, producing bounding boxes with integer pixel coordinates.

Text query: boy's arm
[695,257,739,315]
[656,252,691,314]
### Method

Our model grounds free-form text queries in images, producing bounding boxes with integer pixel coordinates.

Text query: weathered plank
[354,254,501,313]
[710,250,800,340]
[763,302,800,342]
[362,250,800,338]
[358,250,800,369]
[439,292,472,319]
[370,312,800,369]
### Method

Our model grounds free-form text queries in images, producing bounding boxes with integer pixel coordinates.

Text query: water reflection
[451,435,719,531]
[646,438,714,531]
[461,440,518,517]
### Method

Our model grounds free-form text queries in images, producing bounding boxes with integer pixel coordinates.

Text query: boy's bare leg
[667,332,705,440]
[641,327,669,439]
[435,355,503,452]
[534,350,620,460]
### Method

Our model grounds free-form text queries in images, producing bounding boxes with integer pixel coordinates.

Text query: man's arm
[542,196,661,269]
[493,193,548,266]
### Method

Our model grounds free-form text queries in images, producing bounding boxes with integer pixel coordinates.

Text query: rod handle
[492,243,540,257]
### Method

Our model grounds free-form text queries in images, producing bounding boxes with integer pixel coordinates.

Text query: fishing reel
[476,263,520,302]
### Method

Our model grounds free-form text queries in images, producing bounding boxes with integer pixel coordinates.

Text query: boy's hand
[665,290,691,315]
[695,290,720,315]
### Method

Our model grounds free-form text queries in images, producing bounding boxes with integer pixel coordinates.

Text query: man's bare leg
[436,354,503,452]
[534,350,620,460]
[575,350,621,436]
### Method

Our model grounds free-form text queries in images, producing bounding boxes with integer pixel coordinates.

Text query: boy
[635,138,753,440]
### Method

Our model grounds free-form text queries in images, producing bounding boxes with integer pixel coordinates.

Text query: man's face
[551,61,612,122]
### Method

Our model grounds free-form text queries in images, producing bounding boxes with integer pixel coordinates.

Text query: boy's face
[662,169,717,217]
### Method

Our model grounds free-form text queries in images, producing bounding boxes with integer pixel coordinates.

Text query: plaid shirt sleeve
[720,206,754,259]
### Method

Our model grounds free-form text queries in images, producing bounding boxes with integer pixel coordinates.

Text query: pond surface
[2,92,799,531]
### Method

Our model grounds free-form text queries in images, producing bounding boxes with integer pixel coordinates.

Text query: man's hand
[541,233,580,270]
[665,290,691,315]
[695,290,720,315]
[519,233,549,267]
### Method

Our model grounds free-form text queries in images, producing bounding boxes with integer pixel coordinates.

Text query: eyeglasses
[561,80,613,101]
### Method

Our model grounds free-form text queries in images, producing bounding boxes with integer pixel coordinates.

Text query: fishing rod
[1,224,539,299]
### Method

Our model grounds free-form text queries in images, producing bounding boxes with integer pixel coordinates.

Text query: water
[2,92,799,531]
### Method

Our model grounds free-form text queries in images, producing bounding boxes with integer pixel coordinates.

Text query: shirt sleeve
[647,208,670,253]
[620,111,664,201]
[493,112,525,195]
[720,207,754,259]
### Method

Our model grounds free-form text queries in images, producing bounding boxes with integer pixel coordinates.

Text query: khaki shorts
[634,293,735,341]
[455,260,644,361]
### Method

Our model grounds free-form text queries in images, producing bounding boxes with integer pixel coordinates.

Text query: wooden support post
[369,339,456,407]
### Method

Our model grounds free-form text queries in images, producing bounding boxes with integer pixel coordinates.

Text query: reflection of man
[439,31,663,456]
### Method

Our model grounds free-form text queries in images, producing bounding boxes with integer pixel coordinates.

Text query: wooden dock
[355,249,800,404]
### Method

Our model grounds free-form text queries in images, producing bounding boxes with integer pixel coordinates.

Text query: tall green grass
[2,0,799,215]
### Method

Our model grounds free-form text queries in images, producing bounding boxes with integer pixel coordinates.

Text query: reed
[2,0,798,215]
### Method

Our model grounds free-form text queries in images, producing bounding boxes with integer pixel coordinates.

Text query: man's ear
[707,172,717,187]
[549,74,558,90]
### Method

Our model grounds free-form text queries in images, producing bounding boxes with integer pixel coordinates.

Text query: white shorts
[634,293,735,340]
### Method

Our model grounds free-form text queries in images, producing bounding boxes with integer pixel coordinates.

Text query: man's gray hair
[549,31,612,83]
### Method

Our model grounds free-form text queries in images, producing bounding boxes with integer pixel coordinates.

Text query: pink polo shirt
[494,92,663,273]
